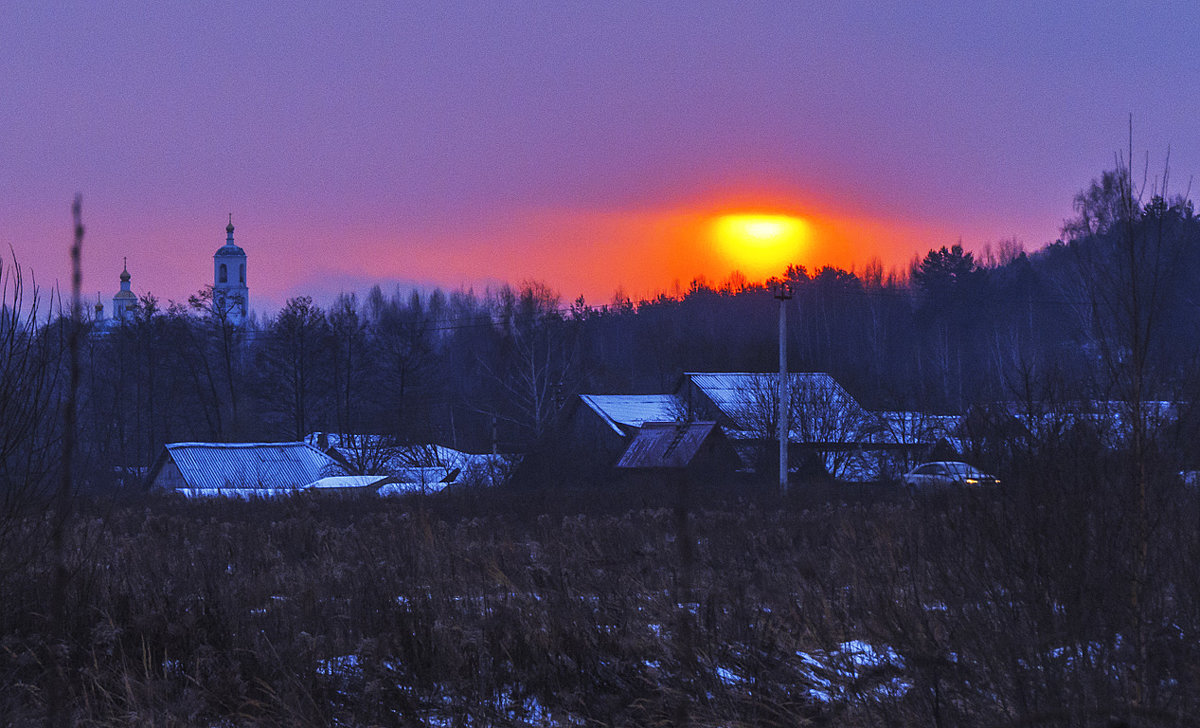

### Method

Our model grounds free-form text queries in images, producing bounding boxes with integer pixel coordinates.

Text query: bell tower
[213,214,249,323]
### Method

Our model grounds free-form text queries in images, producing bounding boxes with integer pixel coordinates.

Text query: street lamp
[774,281,793,495]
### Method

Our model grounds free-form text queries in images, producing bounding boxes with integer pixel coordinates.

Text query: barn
[147,442,343,498]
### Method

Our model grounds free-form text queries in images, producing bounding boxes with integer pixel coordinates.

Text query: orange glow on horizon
[339,200,949,306]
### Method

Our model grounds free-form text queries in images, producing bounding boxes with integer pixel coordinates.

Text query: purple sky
[2,1,1198,314]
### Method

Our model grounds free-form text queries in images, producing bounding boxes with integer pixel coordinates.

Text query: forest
[4,167,1200,725]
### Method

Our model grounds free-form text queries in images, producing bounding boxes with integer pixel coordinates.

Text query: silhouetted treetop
[1061,167,1135,241]
[912,243,977,299]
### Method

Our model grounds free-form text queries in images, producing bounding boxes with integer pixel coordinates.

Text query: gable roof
[683,372,871,444]
[616,421,726,469]
[685,372,860,417]
[154,442,340,493]
[578,394,684,435]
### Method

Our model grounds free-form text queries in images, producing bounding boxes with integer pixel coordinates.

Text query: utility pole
[775,281,793,495]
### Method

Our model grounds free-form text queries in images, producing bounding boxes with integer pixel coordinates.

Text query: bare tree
[262,296,328,440]
[188,284,247,439]
[730,374,876,480]
[482,282,578,446]
[1064,142,1194,706]
[370,288,437,440]
[0,253,66,576]
[328,292,365,437]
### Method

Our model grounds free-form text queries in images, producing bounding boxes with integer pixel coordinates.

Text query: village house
[567,372,958,482]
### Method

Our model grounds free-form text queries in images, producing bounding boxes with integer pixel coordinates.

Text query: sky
[2,1,1198,315]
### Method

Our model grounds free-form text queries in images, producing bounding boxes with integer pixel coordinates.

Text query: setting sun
[712,214,810,277]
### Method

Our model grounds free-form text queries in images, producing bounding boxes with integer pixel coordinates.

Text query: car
[902,461,1000,488]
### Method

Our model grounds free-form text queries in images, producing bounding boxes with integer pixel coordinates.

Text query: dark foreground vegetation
[4,461,1200,726]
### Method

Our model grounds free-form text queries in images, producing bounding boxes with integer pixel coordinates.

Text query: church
[213,215,249,323]
[96,217,249,326]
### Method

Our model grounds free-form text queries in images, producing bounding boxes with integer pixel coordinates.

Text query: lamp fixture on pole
[775,281,793,495]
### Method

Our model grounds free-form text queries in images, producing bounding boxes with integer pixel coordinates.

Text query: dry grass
[2,476,1199,726]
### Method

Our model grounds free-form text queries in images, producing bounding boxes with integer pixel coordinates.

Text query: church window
[219,264,227,283]
[239,264,245,283]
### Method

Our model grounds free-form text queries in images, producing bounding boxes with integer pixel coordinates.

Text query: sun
[711,214,809,277]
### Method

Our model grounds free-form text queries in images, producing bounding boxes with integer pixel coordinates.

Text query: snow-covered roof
[377,474,454,497]
[160,442,339,493]
[686,372,860,417]
[305,433,513,485]
[578,394,684,435]
[175,488,305,499]
[305,475,392,490]
[685,372,869,443]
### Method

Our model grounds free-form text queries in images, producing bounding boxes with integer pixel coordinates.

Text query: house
[677,372,883,478]
[147,442,342,498]
[554,393,687,476]
[564,372,968,482]
[565,394,684,452]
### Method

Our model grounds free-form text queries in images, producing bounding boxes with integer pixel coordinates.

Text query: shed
[147,442,342,498]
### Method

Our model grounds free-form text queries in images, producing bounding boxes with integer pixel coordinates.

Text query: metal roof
[616,421,722,469]
[578,394,685,435]
[687,372,858,414]
[685,372,866,441]
[305,475,393,490]
[164,442,340,492]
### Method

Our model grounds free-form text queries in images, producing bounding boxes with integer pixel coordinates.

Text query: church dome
[114,259,135,299]
[216,216,246,257]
